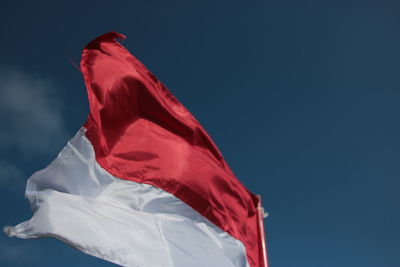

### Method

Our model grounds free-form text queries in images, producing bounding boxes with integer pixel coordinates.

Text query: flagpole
[257,195,269,267]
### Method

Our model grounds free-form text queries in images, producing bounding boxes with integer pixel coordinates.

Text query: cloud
[0,68,67,157]
[0,236,40,264]
[0,68,67,190]
[0,161,24,187]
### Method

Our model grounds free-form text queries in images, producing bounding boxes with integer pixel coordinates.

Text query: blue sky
[0,0,399,266]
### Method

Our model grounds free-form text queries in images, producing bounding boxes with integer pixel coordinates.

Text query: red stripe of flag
[81,32,266,267]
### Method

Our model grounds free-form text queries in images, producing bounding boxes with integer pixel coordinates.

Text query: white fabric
[4,129,249,267]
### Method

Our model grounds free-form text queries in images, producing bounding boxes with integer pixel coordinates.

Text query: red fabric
[81,32,264,267]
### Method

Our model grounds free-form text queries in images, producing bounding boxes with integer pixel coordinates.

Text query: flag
[4,32,268,267]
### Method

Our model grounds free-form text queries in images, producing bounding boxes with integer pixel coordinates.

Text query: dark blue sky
[1,1,399,266]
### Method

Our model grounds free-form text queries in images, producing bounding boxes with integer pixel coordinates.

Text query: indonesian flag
[4,32,268,267]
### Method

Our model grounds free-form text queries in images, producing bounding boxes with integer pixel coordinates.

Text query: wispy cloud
[0,161,24,187]
[0,68,67,190]
[0,68,67,157]
[0,236,40,264]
